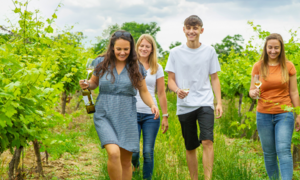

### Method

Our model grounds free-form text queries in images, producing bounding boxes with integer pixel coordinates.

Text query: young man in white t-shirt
[165,15,223,180]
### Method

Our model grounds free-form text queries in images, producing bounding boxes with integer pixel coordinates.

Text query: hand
[296,115,300,132]
[79,79,89,90]
[151,105,160,119]
[177,89,189,99]
[215,103,223,119]
[161,117,169,134]
[249,89,259,99]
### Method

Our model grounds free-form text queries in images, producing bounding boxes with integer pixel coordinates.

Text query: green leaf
[12,139,21,148]
[0,122,5,128]
[52,13,57,19]
[0,92,14,98]
[46,18,51,24]
[5,81,21,92]
[5,105,17,118]
[51,140,57,144]
[21,97,36,106]
[45,25,53,33]
[13,8,21,13]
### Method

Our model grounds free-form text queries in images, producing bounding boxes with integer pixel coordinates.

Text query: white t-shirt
[135,64,164,114]
[165,43,221,115]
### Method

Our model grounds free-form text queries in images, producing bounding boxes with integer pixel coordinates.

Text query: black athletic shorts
[178,106,214,150]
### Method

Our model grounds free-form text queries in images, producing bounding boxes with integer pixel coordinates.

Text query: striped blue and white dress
[93,57,147,152]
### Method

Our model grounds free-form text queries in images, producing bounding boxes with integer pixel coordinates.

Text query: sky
[1,0,300,51]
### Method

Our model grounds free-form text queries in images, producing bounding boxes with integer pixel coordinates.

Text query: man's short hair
[184,15,203,27]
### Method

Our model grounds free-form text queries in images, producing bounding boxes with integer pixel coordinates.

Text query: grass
[1,92,300,179]
[84,92,268,179]
[44,132,81,160]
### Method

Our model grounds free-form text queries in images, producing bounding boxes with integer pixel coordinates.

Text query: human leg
[275,112,294,180]
[105,144,122,180]
[132,113,142,171]
[178,109,199,180]
[256,112,279,180]
[202,140,214,180]
[141,114,160,180]
[120,147,133,180]
[198,107,214,180]
[186,148,198,180]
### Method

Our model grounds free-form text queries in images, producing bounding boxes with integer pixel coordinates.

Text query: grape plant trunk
[293,144,300,169]
[62,91,67,114]
[9,146,24,180]
[33,140,44,177]
[240,99,256,138]
[293,112,300,169]
[238,93,243,117]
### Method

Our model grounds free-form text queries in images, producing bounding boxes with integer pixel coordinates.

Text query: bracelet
[175,88,180,93]
[162,114,169,117]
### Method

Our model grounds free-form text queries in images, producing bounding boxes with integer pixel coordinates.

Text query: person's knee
[107,149,120,161]
[276,148,292,159]
[202,140,213,149]
[276,142,291,153]
[132,152,140,160]
[121,159,132,168]
[143,151,153,162]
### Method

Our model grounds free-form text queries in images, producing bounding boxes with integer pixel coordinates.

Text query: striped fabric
[93,57,147,152]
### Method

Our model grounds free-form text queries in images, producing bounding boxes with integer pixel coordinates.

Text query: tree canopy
[212,34,244,57]
[93,22,162,55]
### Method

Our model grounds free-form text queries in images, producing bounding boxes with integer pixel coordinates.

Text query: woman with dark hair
[79,30,159,180]
[249,33,300,180]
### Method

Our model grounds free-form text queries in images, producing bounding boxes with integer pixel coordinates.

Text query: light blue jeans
[132,113,160,180]
[256,112,294,180]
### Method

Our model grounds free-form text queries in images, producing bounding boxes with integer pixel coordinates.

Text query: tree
[0,26,13,44]
[160,41,182,92]
[93,22,162,55]
[212,34,244,58]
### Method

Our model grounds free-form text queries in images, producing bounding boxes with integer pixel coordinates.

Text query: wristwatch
[162,114,169,117]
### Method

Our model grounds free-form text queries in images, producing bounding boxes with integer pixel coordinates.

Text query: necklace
[269,62,279,66]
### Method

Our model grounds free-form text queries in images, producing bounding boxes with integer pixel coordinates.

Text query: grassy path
[2,92,299,179]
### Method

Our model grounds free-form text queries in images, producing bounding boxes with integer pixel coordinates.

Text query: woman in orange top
[249,33,300,180]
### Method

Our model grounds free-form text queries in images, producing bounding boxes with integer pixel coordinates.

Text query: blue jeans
[256,112,294,180]
[132,113,160,180]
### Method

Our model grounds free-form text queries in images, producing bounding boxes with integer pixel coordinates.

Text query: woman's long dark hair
[95,30,143,89]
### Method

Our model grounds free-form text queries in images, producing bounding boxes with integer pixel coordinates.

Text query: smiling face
[266,39,281,61]
[138,39,152,59]
[183,25,204,42]
[114,39,131,62]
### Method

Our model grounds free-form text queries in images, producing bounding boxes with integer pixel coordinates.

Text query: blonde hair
[260,33,289,83]
[135,34,158,75]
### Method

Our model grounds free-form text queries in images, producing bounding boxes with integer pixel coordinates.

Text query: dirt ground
[0,102,104,180]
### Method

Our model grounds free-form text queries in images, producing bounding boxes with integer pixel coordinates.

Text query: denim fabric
[132,113,160,180]
[256,112,294,180]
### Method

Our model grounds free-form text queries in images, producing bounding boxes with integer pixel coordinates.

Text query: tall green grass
[216,99,257,139]
[84,92,268,179]
[45,132,81,160]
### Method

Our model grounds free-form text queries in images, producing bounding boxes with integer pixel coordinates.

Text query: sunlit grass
[82,92,269,179]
